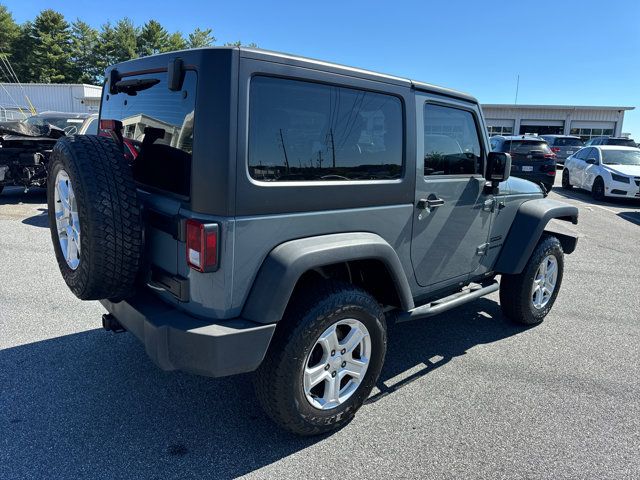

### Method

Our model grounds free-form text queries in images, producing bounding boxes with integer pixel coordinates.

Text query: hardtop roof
[110,46,478,104]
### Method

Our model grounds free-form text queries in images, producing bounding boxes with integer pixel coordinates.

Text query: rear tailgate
[506,140,555,174]
[99,68,197,301]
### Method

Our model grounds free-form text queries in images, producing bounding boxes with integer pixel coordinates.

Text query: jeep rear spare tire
[47,135,142,300]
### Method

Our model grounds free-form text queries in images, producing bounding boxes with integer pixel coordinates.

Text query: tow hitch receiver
[102,313,126,333]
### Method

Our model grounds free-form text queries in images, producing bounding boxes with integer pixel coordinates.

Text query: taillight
[551,147,561,153]
[544,153,556,159]
[186,219,219,272]
[99,119,119,130]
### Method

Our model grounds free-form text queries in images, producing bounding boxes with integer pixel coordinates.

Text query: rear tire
[47,135,142,300]
[592,177,605,200]
[500,235,564,325]
[561,169,572,189]
[254,281,386,436]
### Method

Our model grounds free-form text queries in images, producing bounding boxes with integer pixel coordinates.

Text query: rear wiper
[113,78,160,96]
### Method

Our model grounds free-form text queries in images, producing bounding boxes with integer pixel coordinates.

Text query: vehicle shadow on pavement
[617,211,640,226]
[0,298,526,479]
[22,208,49,228]
[370,298,527,404]
[552,186,640,209]
[0,186,47,205]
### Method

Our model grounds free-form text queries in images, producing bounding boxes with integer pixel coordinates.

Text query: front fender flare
[242,232,414,324]
[494,198,578,275]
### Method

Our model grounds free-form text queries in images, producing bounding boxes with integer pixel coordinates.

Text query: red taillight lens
[551,147,561,152]
[99,119,122,131]
[544,153,556,159]
[186,220,219,272]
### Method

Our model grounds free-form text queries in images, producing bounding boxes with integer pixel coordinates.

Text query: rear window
[554,137,583,147]
[606,138,636,147]
[248,76,403,182]
[500,140,551,154]
[100,71,196,197]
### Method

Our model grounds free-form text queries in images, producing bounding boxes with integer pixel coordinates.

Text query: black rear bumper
[100,292,276,378]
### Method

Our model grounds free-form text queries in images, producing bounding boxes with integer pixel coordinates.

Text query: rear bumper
[100,292,276,378]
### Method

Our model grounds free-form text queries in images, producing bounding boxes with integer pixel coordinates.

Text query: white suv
[562,146,640,200]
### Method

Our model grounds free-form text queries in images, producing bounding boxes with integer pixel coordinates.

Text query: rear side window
[500,140,551,154]
[606,138,636,147]
[423,104,482,176]
[101,71,196,197]
[248,76,403,182]
[84,118,98,135]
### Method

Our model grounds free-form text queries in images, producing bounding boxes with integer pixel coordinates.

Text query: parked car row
[489,133,638,196]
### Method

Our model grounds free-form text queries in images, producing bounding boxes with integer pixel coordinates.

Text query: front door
[411,97,493,288]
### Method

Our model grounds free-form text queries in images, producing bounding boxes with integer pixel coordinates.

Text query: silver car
[540,135,584,164]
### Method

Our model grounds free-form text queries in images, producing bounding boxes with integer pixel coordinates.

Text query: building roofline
[483,103,634,111]
[0,82,100,88]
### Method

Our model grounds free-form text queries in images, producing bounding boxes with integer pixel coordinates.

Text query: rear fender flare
[241,232,414,324]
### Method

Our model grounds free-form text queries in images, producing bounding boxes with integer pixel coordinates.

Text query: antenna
[514,74,520,105]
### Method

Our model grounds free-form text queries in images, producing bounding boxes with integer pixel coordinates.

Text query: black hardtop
[106,46,478,104]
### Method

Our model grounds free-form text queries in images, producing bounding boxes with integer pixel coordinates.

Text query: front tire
[562,168,572,189]
[592,177,605,200]
[254,281,386,436]
[500,235,564,325]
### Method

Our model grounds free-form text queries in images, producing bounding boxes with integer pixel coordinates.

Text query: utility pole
[279,129,290,173]
[329,128,336,168]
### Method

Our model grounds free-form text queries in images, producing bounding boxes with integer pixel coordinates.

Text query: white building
[482,104,635,141]
[0,83,101,121]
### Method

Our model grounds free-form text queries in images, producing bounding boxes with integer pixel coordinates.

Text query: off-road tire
[254,281,386,436]
[561,168,572,189]
[499,235,564,325]
[47,135,142,300]
[592,177,605,201]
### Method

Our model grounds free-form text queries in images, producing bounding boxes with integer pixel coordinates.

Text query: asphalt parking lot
[1,176,639,480]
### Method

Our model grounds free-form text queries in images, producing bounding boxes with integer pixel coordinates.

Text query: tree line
[0,4,256,85]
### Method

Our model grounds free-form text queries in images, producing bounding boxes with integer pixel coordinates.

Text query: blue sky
[7,0,640,137]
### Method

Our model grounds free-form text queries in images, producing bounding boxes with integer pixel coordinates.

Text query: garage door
[486,119,514,136]
[519,120,564,135]
[569,121,616,141]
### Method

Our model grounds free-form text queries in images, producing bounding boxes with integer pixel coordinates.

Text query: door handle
[417,196,445,210]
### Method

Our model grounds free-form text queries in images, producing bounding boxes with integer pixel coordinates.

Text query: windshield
[25,115,86,132]
[602,149,640,165]
[554,138,583,147]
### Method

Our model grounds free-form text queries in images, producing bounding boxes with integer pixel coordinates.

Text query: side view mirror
[486,151,511,185]
[586,158,597,165]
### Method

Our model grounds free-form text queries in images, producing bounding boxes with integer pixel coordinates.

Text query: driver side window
[423,103,482,176]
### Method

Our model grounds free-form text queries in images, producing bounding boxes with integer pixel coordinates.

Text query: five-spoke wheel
[303,319,371,410]
[53,169,81,270]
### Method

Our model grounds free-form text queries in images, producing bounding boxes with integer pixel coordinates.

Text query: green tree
[70,20,99,83]
[96,18,138,74]
[164,31,187,52]
[10,22,36,82]
[187,27,215,48]
[29,9,74,83]
[137,20,169,56]
[0,4,19,55]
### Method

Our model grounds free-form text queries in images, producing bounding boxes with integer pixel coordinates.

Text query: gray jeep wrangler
[47,47,578,436]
